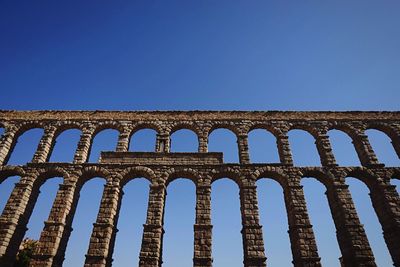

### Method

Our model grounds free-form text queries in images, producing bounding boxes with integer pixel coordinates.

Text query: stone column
[155,134,170,153]
[283,178,321,266]
[139,184,166,267]
[84,183,123,267]
[0,175,37,267]
[116,127,131,152]
[315,133,337,167]
[368,179,400,266]
[352,133,382,167]
[237,134,250,164]
[276,134,293,166]
[198,133,208,153]
[325,179,376,266]
[0,126,18,166]
[30,183,77,267]
[193,185,212,267]
[239,184,267,267]
[73,126,95,164]
[32,126,57,163]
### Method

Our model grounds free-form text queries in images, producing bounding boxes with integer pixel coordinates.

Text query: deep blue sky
[0,1,399,110]
[1,1,400,267]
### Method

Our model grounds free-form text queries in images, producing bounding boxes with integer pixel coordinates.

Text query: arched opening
[170,129,198,152]
[23,177,63,241]
[288,129,320,166]
[88,129,119,162]
[327,130,361,166]
[113,178,150,266]
[256,178,291,266]
[346,177,393,266]
[63,177,106,267]
[0,175,21,214]
[391,177,400,194]
[49,129,81,162]
[248,129,279,163]
[7,128,44,165]
[163,178,196,267]
[301,178,341,267]
[212,178,242,266]
[365,129,400,166]
[208,129,239,163]
[129,129,157,152]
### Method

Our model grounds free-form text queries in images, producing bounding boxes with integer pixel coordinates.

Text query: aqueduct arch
[0,110,399,267]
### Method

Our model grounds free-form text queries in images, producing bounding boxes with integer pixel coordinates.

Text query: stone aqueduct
[0,110,399,267]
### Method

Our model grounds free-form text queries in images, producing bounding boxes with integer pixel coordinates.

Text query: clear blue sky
[0,1,399,111]
[0,1,400,267]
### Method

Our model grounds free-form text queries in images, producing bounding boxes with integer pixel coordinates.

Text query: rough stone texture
[100,152,223,165]
[0,110,398,267]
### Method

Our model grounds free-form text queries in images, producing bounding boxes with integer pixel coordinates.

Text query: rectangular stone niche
[100,151,223,165]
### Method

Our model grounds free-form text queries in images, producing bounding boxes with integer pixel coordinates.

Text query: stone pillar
[237,134,250,164]
[315,133,337,167]
[325,179,376,266]
[277,134,293,166]
[84,183,122,267]
[198,134,208,153]
[32,126,57,163]
[0,126,18,166]
[30,183,77,267]
[155,134,170,153]
[193,185,212,267]
[283,178,321,266]
[368,180,400,266]
[139,184,166,267]
[239,184,267,267]
[0,176,37,266]
[116,127,131,152]
[352,134,382,167]
[73,126,95,164]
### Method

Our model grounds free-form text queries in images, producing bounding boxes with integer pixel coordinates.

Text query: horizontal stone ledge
[18,163,400,171]
[92,222,115,228]
[99,152,224,165]
[84,254,107,260]
[193,224,213,230]
[193,257,213,264]
[196,185,211,189]
[243,256,267,262]
[286,185,303,189]
[43,221,66,227]
[149,184,166,190]
[364,163,385,168]
[240,185,257,189]
[142,223,163,230]
[58,184,75,189]
[13,183,32,189]
[139,255,160,261]
[330,184,350,189]
[241,224,263,230]
[2,110,399,121]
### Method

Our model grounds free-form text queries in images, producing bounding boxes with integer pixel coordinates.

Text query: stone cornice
[0,110,399,121]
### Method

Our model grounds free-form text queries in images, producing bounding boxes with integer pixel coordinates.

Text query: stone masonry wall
[0,110,399,267]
